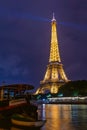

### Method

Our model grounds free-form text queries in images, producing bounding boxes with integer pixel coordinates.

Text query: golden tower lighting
[36,14,69,94]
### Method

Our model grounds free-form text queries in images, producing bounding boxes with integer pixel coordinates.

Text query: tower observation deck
[36,14,69,94]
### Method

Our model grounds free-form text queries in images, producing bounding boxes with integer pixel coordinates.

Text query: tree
[58,80,87,96]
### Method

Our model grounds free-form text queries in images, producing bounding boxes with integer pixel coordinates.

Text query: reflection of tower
[36,14,69,94]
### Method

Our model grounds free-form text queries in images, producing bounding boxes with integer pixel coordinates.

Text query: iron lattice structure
[36,14,69,94]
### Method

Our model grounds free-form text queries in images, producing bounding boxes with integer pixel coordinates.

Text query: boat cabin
[0,84,34,101]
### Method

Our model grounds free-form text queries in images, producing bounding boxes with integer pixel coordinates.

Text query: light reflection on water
[38,104,87,130]
[0,104,87,130]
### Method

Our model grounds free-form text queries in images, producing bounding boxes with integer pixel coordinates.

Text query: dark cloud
[0,0,86,91]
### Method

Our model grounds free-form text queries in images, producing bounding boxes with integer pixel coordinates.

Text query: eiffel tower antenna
[35,14,69,94]
[52,12,56,21]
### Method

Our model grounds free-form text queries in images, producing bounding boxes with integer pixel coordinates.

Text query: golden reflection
[59,105,72,119]
[41,104,74,130]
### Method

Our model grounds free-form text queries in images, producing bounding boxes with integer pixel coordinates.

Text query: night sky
[0,0,87,91]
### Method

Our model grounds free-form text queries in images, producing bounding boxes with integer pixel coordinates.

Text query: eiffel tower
[36,14,69,94]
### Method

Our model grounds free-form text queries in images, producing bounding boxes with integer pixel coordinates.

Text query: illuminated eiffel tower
[36,14,69,94]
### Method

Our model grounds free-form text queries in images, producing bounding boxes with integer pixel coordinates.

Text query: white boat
[11,114,46,128]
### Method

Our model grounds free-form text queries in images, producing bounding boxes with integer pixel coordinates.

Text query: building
[36,14,69,94]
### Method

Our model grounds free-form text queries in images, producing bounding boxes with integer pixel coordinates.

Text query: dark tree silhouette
[58,80,87,96]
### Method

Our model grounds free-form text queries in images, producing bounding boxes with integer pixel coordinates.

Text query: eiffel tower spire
[35,14,69,94]
[49,13,61,62]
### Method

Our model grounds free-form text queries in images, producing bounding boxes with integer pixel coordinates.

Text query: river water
[0,104,87,130]
[38,104,87,130]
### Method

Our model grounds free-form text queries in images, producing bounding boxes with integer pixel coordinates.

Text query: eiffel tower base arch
[35,82,65,94]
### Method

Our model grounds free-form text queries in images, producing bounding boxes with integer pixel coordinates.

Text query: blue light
[0,6,86,31]
[0,7,50,22]
[59,21,87,31]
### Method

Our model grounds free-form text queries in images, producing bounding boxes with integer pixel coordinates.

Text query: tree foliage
[58,80,87,96]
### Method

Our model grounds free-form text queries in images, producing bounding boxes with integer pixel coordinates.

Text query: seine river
[0,104,87,130]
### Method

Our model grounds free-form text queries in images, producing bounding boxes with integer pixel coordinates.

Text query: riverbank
[31,99,87,105]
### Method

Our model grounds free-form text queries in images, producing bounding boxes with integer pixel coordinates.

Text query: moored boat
[11,114,46,128]
[0,84,37,118]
